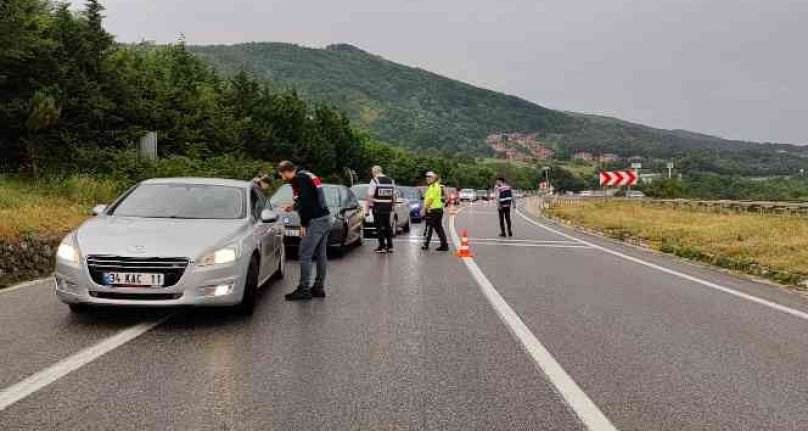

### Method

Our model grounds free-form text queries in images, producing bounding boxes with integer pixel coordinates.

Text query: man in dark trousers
[365,165,396,253]
[278,161,331,301]
[495,177,513,237]
[421,171,449,251]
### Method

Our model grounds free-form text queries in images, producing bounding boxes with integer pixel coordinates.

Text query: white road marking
[0,315,172,411]
[472,243,592,249]
[449,211,617,431]
[0,277,54,295]
[393,238,590,249]
[516,208,808,323]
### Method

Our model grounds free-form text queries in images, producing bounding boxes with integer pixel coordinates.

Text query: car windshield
[351,185,369,200]
[400,187,421,200]
[271,184,342,208]
[110,183,246,219]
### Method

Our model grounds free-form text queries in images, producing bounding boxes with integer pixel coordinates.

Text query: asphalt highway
[2,202,808,430]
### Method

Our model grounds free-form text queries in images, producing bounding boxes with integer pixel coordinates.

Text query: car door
[343,187,362,244]
[250,187,274,281]
[394,187,409,229]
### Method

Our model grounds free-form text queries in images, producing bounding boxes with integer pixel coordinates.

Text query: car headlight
[56,233,80,265]
[197,246,238,267]
[410,203,420,209]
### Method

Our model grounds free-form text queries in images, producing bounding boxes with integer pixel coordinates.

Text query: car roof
[141,177,252,188]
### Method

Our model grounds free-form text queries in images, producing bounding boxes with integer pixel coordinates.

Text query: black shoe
[508,232,513,237]
[311,286,326,298]
[421,245,429,251]
[436,245,450,251]
[386,247,394,253]
[499,233,506,237]
[285,288,312,301]
[374,247,387,253]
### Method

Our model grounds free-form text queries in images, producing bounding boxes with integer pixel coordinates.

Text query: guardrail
[535,195,808,217]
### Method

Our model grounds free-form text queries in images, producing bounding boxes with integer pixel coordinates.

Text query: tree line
[1,0,546,191]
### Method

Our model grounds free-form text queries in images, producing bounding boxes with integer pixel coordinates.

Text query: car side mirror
[260,209,279,223]
[92,204,107,216]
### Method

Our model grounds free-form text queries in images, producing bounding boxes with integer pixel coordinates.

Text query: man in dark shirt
[278,161,331,301]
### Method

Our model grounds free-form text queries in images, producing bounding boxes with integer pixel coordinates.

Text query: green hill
[190,42,808,176]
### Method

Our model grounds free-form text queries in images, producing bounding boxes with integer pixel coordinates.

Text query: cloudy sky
[104,0,807,144]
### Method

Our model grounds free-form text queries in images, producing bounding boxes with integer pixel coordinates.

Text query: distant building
[573,152,594,162]
[487,132,555,161]
[598,153,619,163]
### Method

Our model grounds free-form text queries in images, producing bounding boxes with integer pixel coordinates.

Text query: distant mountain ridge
[189,42,807,176]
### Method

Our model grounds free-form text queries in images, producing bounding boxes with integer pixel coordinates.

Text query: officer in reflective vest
[421,171,449,251]
[366,166,396,253]
[495,177,513,237]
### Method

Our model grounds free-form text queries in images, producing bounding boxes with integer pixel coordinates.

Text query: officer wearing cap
[421,171,449,251]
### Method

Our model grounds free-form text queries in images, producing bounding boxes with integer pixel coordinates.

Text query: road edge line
[0,276,54,295]
[449,209,617,431]
[0,314,172,411]
[516,208,808,322]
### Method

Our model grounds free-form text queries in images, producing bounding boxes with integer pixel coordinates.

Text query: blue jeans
[298,215,330,291]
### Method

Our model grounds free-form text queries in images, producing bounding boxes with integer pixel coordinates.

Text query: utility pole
[667,162,674,179]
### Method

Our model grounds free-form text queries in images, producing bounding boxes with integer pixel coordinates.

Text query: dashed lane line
[0,314,173,411]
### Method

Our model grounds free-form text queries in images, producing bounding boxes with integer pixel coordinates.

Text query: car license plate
[285,229,300,237]
[103,272,164,287]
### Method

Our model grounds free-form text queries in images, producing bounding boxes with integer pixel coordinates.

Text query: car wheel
[235,258,259,315]
[392,216,399,237]
[403,218,411,233]
[69,303,91,314]
[271,244,285,280]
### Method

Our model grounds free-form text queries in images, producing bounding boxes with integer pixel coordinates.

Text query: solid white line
[449,211,617,431]
[0,277,54,295]
[472,243,592,249]
[515,208,808,323]
[0,315,171,411]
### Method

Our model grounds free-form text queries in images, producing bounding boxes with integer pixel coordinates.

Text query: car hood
[76,216,248,259]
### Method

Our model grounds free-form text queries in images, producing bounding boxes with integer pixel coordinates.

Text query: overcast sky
[104,0,807,144]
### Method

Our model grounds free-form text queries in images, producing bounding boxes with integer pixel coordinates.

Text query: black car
[270,184,363,256]
[399,186,424,223]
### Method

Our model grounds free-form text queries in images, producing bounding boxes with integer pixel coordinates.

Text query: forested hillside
[191,43,808,176]
[0,0,543,190]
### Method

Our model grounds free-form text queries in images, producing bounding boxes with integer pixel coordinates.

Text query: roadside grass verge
[0,176,124,287]
[546,201,808,287]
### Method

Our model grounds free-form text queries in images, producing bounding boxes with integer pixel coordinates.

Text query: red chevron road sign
[599,170,638,186]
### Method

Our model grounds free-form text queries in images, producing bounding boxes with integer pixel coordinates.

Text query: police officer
[421,171,449,251]
[495,177,513,237]
[253,170,272,192]
[366,165,396,253]
[277,161,330,301]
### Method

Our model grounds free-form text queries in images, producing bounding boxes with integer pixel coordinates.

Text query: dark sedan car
[399,186,424,223]
[270,184,363,256]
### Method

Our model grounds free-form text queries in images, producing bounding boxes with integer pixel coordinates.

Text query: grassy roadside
[542,201,808,288]
[0,176,123,287]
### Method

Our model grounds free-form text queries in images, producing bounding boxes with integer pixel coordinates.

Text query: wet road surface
[2,202,808,430]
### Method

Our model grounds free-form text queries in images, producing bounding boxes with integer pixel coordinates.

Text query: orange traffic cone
[456,230,474,258]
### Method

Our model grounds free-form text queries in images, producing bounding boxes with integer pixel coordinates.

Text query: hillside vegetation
[191,43,808,177]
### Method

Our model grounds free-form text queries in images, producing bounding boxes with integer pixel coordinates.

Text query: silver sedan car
[55,178,285,315]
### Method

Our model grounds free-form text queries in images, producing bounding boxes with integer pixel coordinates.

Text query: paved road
[2,202,808,430]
